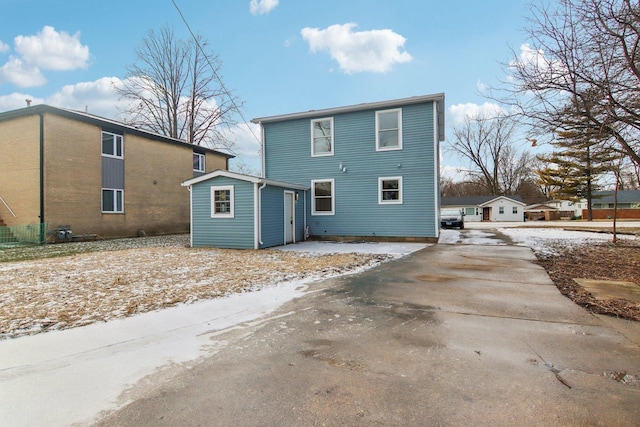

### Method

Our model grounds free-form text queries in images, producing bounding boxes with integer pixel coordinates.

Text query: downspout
[433,101,440,238]
[187,186,193,247]
[303,190,307,240]
[39,112,45,243]
[256,181,267,248]
[260,123,266,178]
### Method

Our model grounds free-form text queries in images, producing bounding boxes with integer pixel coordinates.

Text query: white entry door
[284,192,294,244]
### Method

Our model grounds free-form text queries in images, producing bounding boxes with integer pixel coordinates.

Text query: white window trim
[211,185,235,218]
[375,108,403,151]
[193,153,205,172]
[378,176,403,205]
[311,179,335,216]
[310,117,334,157]
[101,131,123,159]
[102,188,124,213]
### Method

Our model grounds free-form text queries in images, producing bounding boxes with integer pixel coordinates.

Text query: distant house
[441,195,526,222]
[184,93,446,248]
[583,189,640,220]
[0,104,233,242]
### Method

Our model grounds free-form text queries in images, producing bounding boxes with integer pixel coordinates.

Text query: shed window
[211,186,234,218]
[376,109,402,151]
[102,131,123,158]
[311,118,334,156]
[378,177,403,204]
[311,179,334,215]
[193,153,205,172]
[102,189,123,213]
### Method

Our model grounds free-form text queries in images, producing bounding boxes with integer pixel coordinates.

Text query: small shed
[181,170,309,249]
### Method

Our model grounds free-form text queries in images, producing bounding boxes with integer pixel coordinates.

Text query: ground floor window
[378,176,403,204]
[499,206,505,214]
[465,207,476,216]
[311,179,334,215]
[512,206,518,214]
[211,185,234,217]
[102,189,123,213]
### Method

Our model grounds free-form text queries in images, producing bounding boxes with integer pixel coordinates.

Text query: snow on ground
[0,240,427,427]
[500,227,632,257]
[439,228,506,245]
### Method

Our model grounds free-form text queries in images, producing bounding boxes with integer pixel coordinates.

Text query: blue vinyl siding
[260,185,284,248]
[191,176,255,248]
[260,186,306,248]
[264,102,437,238]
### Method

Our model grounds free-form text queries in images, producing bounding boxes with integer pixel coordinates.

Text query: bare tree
[117,25,241,151]
[501,0,640,167]
[448,113,531,195]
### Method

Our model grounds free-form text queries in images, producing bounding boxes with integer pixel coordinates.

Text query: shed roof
[0,104,234,159]
[181,169,309,190]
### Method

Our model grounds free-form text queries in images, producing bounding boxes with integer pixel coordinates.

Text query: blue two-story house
[182,93,444,248]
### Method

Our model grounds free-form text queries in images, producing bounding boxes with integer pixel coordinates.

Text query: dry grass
[0,236,390,338]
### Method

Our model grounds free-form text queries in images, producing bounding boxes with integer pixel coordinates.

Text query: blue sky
[0,0,539,174]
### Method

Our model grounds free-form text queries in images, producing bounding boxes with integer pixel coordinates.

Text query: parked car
[440,208,464,229]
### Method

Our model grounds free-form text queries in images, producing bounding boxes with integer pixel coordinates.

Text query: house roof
[525,203,558,211]
[441,195,525,207]
[0,104,235,159]
[181,169,309,190]
[251,93,446,142]
[591,189,640,204]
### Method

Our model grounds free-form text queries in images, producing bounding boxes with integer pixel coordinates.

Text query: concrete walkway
[96,241,640,426]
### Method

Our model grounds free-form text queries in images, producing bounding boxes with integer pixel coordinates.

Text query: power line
[170,0,263,151]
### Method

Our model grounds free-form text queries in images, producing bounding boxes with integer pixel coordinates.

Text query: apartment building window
[102,131,123,158]
[193,153,205,172]
[102,189,124,213]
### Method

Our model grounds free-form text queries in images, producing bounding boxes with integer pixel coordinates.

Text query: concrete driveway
[96,233,640,426]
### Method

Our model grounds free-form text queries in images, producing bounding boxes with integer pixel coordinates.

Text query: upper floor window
[376,109,402,151]
[378,177,403,204]
[101,131,123,158]
[311,118,334,157]
[193,153,205,172]
[211,185,234,218]
[311,179,335,215]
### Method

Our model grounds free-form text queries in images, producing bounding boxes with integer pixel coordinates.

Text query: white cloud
[300,23,412,74]
[0,56,46,87]
[14,26,89,71]
[0,40,9,53]
[0,93,44,111]
[509,43,565,85]
[223,121,263,174]
[44,77,128,118]
[448,102,505,124]
[440,164,472,182]
[249,0,279,15]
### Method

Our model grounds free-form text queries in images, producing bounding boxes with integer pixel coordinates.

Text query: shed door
[284,192,294,244]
